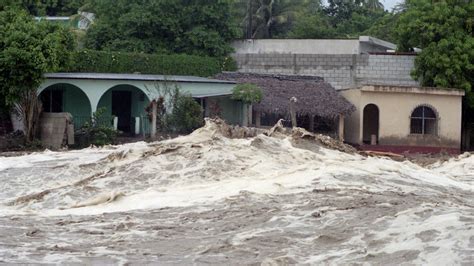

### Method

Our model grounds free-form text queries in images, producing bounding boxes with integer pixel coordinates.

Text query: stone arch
[39,83,92,129]
[97,84,151,133]
[363,103,379,144]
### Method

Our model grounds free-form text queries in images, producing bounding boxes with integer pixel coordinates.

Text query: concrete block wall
[233,54,355,89]
[355,54,419,87]
[233,53,420,89]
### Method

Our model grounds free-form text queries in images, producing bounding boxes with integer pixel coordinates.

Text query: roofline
[233,38,360,41]
[34,16,70,20]
[359,85,465,96]
[193,92,232,98]
[359,36,397,50]
[44,73,237,85]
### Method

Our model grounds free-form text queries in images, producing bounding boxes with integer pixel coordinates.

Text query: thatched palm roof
[215,72,355,118]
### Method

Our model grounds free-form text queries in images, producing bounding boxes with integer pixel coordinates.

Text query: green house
[38,73,246,135]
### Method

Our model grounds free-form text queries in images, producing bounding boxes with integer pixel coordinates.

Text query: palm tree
[363,0,384,10]
[244,0,317,38]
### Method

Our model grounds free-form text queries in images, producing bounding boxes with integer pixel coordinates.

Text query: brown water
[0,120,473,264]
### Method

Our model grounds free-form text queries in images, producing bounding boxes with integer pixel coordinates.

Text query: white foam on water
[0,120,472,264]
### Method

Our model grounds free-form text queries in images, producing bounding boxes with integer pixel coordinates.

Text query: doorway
[363,104,379,144]
[112,91,132,133]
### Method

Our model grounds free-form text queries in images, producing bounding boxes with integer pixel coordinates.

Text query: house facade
[37,73,245,135]
[231,36,468,152]
[341,85,464,153]
[231,36,418,90]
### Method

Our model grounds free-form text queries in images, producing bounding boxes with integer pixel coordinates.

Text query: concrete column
[150,100,157,138]
[338,114,345,141]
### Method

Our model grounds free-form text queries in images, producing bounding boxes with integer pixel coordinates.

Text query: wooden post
[248,104,253,126]
[151,100,157,139]
[309,114,315,132]
[255,110,261,127]
[466,126,472,151]
[289,97,297,128]
[338,114,344,141]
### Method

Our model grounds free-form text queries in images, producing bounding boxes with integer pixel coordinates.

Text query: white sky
[322,0,404,11]
[383,0,404,11]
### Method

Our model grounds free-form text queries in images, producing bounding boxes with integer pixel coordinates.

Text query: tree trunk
[246,0,253,39]
[248,104,253,126]
[309,114,315,132]
[150,100,157,138]
[255,110,261,127]
[15,89,42,143]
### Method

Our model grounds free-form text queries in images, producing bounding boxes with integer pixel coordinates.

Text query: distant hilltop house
[231,36,467,153]
[34,12,95,30]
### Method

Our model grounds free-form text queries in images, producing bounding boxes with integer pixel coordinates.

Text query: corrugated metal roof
[193,92,232,98]
[44,73,236,84]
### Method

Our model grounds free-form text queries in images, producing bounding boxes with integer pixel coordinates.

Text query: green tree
[363,12,399,43]
[396,0,474,104]
[1,0,88,16]
[289,0,388,39]
[232,83,263,126]
[231,0,321,38]
[84,0,238,57]
[363,0,384,10]
[0,7,74,141]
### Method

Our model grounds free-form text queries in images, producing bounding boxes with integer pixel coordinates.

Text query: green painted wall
[40,83,92,129]
[38,77,245,135]
[206,96,244,125]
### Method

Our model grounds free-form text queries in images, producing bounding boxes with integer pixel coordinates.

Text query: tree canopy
[84,0,238,57]
[1,0,88,16]
[231,0,390,40]
[0,6,74,106]
[396,0,474,103]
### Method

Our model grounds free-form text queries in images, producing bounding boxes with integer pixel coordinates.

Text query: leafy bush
[76,107,117,147]
[231,83,263,104]
[63,50,237,77]
[166,91,204,134]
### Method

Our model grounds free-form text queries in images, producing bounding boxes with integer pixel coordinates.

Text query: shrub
[166,91,204,134]
[63,50,237,77]
[76,107,117,147]
[231,83,263,104]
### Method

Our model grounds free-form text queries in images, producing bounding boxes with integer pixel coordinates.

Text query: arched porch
[97,84,151,134]
[39,83,92,129]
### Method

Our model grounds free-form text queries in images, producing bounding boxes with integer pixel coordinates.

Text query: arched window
[410,105,437,135]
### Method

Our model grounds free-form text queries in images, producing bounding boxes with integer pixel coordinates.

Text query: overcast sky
[322,0,404,11]
[382,0,404,11]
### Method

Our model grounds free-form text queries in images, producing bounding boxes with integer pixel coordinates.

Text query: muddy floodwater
[0,121,473,264]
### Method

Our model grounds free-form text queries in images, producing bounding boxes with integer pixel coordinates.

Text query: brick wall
[233,53,420,89]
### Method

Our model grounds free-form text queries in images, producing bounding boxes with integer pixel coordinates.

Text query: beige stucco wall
[341,89,362,144]
[341,86,464,149]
